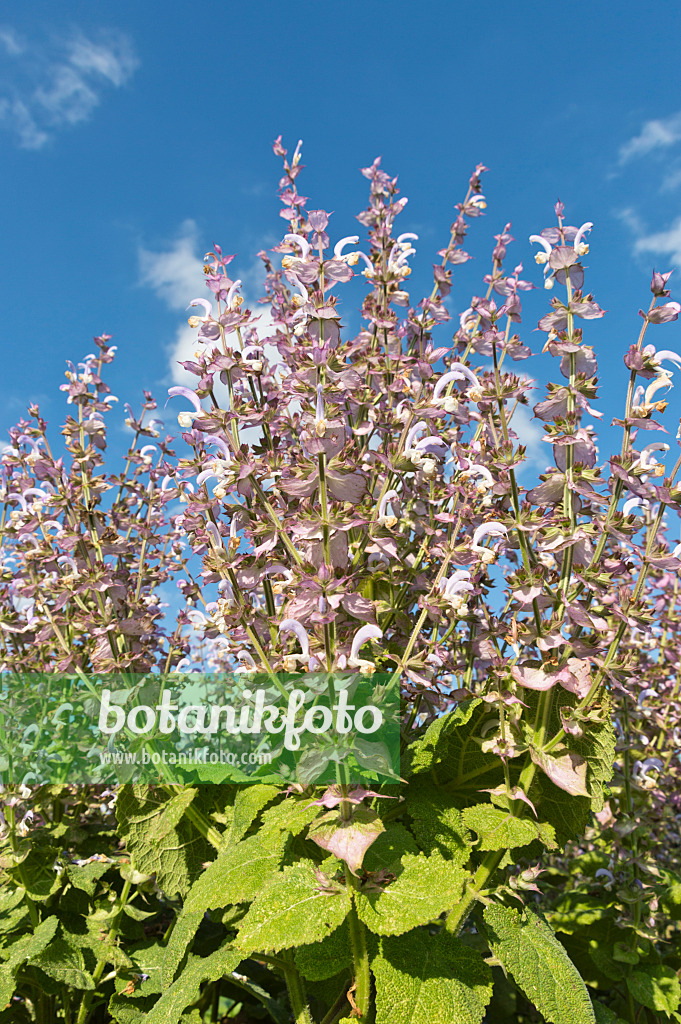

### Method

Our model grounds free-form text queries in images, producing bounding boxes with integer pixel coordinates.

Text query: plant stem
[345,866,372,1020]
[320,982,351,1024]
[282,951,313,1024]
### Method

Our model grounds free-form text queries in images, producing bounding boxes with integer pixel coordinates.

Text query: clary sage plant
[0,137,680,1023]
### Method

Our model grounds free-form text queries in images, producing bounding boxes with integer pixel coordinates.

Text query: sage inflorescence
[0,137,680,1023]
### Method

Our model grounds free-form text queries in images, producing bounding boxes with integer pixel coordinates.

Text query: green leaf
[116,786,209,899]
[405,778,472,864]
[236,861,349,954]
[295,921,351,981]
[115,943,166,998]
[162,911,204,989]
[592,1000,628,1024]
[627,965,681,1015]
[66,860,112,896]
[0,916,59,1009]
[484,904,595,1024]
[163,830,287,985]
[532,772,591,846]
[406,700,502,795]
[373,928,493,1024]
[30,935,94,990]
[612,942,639,965]
[11,843,61,902]
[0,890,29,936]
[188,831,288,909]
[145,944,243,1024]
[588,939,626,982]
[462,804,556,852]
[69,922,133,971]
[362,825,420,875]
[228,784,280,844]
[568,698,616,813]
[547,892,616,937]
[122,903,157,922]
[661,874,681,920]
[259,793,321,837]
[355,853,466,936]
[108,994,156,1024]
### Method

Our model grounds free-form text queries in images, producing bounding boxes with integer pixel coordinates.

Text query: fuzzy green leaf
[295,921,351,981]
[406,700,501,794]
[626,965,681,1015]
[484,904,595,1024]
[259,793,321,837]
[373,928,493,1024]
[236,861,349,954]
[355,853,466,936]
[161,911,204,989]
[115,786,209,899]
[462,804,557,852]
[531,772,591,845]
[66,860,112,896]
[188,830,288,909]
[163,830,287,984]
[405,778,472,863]
[592,1000,628,1024]
[0,916,59,1009]
[108,994,156,1024]
[115,943,166,998]
[362,825,420,875]
[568,698,616,813]
[145,944,242,1024]
[30,936,94,990]
[0,890,28,936]
[228,785,280,845]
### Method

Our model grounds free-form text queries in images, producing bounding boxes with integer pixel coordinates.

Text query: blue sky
[2,0,681,470]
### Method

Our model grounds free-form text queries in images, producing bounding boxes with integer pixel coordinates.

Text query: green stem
[282,951,313,1024]
[320,982,351,1024]
[346,868,372,1020]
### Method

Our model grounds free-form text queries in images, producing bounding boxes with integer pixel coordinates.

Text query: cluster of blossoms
[2,137,681,834]
[1,138,681,1024]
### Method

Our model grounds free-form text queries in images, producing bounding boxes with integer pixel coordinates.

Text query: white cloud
[138,222,278,387]
[661,166,681,193]
[509,400,550,474]
[633,217,681,267]
[619,112,681,165]
[615,206,646,236]
[0,98,49,149]
[35,65,99,126]
[168,325,204,385]
[0,27,24,56]
[68,36,136,86]
[0,28,138,149]
[138,220,205,311]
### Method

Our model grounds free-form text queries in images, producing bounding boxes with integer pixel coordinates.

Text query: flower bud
[651,269,673,297]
